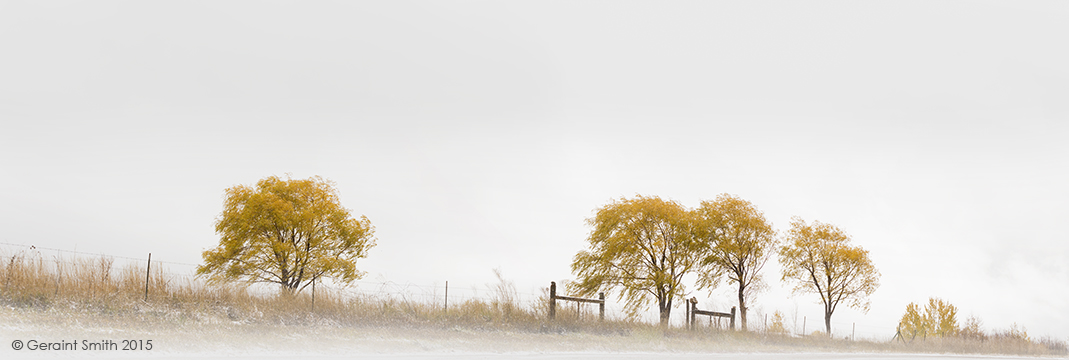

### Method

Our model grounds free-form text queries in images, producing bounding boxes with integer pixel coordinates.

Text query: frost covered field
[4,2,1069,359]
[3,306,1064,360]
[0,257,1064,360]
[4,352,1051,356]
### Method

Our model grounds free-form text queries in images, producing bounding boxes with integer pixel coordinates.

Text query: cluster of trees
[899,297,960,339]
[897,297,1029,343]
[193,176,877,336]
[570,195,880,334]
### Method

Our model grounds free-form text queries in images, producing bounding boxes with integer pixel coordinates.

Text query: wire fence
[0,241,897,338]
[0,241,548,310]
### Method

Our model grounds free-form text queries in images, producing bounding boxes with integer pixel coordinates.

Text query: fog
[2,0,1068,351]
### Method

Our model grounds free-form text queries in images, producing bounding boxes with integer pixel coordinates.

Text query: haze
[1,1,1067,342]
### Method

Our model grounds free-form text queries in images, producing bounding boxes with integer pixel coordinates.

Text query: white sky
[2,1,1067,341]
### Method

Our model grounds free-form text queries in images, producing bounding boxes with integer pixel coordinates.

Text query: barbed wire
[0,242,541,300]
[0,242,200,267]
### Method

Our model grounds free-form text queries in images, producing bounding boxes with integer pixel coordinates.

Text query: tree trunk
[824,311,833,336]
[658,296,672,326]
[280,284,297,298]
[738,284,748,331]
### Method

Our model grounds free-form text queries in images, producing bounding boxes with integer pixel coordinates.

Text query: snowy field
[1,351,1058,360]
[4,326,1062,360]
[3,306,1063,360]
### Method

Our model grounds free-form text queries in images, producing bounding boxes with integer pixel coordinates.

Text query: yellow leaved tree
[899,297,959,339]
[927,297,959,337]
[197,175,376,294]
[779,217,880,336]
[692,194,778,331]
[570,195,700,326]
[898,301,931,340]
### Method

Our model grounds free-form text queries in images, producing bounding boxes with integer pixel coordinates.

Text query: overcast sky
[2,1,1067,340]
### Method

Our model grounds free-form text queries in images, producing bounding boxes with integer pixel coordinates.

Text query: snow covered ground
[2,306,1062,360]
[4,327,1061,360]
[1,350,1057,360]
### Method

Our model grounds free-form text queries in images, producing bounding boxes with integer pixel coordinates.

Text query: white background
[1,1,1067,341]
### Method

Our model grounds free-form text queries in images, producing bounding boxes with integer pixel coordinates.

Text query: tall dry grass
[1,250,255,321]
[0,250,620,333]
[888,335,1066,356]
[1,249,1065,356]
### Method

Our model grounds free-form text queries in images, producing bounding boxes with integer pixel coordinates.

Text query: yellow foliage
[898,297,959,340]
[692,193,777,331]
[197,175,376,294]
[778,217,880,336]
[927,297,959,337]
[899,302,930,339]
[570,195,698,326]
[768,310,789,335]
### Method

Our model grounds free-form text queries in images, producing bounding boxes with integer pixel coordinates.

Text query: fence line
[686,297,735,330]
[0,242,897,336]
[0,242,199,267]
[548,281,604,321]
[0,242,546,309]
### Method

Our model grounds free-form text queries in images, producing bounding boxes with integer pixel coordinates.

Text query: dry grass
[0,250,625,333]
[1,249,1066,357]
[886,336,1063,357]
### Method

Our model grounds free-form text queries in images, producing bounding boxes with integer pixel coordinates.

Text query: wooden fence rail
[548,281,605,321]
[686,297,735,330]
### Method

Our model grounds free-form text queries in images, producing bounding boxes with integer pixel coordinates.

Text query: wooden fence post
[444,281,448,314]
[598,292,605,321]
[144,253,151,302]
[689,298,697,330]
[730,306,736,330]
[549,281,556,320]
[685,298,691,330]
[547,282,605,322]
